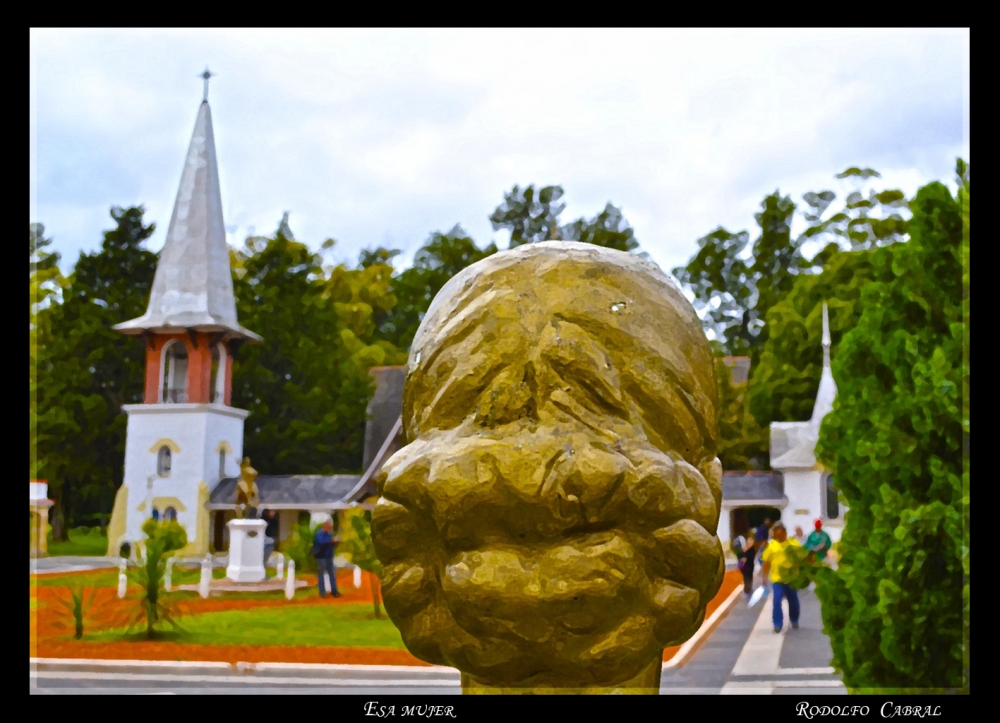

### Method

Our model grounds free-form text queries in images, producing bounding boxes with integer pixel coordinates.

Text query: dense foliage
[341,508,385,618]
[714,358,767,471]
[31,182,648,534]
[814,170,968,692]
[231,226,406,475]
[672,168,911,467]
[31,208,157,536]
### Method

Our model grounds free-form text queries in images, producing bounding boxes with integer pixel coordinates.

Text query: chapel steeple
[115,94,258,343]
[810,302,837,423]
[109,76,255,559]
[115,87,259,406]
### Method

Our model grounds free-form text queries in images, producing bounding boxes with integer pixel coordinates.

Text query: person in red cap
[805,519,832,563]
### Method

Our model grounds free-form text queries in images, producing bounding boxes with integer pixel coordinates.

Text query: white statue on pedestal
[226,519,267,582]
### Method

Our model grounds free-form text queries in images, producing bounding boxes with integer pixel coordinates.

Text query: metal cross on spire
[200,67,215,102]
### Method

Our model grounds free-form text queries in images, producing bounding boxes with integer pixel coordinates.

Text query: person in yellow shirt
[761,521,802,633]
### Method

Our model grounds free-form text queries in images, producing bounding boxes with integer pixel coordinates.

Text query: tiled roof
[208,474,361,508]
[721,471,785,501]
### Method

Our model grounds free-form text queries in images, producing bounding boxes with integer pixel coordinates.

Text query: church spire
[822,301,831,369]
[116,88,259,342]
[811,301,837,423]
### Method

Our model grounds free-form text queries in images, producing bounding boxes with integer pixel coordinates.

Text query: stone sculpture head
[372,242,724,691]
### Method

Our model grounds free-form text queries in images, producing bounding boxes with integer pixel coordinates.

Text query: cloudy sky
[30,28,969,276]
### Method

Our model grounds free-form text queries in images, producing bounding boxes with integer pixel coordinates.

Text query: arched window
[152,508,160,522]
[825,474,840,519]
[164,507,177,522]
[157,446,172,477]
[161,340,189,403]
[219,449,226,480]
[210,344,227,404]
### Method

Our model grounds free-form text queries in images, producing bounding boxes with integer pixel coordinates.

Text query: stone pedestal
[460,655,662,694]
[226,519,267,583]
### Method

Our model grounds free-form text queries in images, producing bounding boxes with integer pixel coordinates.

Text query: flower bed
[32,567,743,667]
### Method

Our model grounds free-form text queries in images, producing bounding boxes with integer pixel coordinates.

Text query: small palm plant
[56,586,97,640]
[342,509,384,618]
[122,518,188,639]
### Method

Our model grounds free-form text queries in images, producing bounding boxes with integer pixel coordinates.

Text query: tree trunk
[51,500,67,542]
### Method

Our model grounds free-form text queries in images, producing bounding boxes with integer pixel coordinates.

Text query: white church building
[105,92,261,558]
[716,304,846,545]
[105,88,399,559]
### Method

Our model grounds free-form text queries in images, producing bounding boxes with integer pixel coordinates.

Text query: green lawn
[93,603,406,648]
[31,570,120,588]
[48,528,109,557]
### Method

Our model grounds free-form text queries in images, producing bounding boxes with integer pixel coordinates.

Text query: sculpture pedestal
[460,654,662,694]
[226,519,267,583]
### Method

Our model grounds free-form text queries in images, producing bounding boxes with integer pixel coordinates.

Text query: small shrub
[281,521,320,574]
[56,586,97,639]
[121,518,187,640]
[343,510,384,618]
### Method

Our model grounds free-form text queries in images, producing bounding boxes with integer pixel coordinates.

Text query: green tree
[672,169,910,361]
[750,247,881,426]
[814,169,967,692]
[561,202,639,252]
[714,359,768,471]
[232,219,405,475]
[672,192,797,360]
[30,224,66,488]
[341,507,385,618]
[803,168,910,251]
[489,184,566,246]
[490,183,641,252]
[34,207,157,537]
[382,226,498,349]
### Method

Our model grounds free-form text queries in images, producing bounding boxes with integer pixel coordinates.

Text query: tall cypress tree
[815,167,968,692]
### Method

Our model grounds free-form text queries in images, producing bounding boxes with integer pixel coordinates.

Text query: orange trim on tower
[144,343,162,403]
[186,332,214,404]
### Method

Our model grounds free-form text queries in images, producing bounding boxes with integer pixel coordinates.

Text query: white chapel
[106,90,261,558]
[767,302,846,543]
[104,85,404,560]
[716,303,846,545]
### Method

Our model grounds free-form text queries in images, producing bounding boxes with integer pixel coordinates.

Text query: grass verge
[89,603,406,649]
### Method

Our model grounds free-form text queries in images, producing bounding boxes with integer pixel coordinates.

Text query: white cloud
[30,28,969,278]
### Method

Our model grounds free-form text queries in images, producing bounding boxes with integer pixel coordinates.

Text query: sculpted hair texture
[373,242,725,688]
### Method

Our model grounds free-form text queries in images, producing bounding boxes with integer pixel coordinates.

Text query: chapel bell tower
[106,75,261,557]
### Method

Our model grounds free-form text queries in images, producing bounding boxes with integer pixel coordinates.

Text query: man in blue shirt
[313,518,341,598]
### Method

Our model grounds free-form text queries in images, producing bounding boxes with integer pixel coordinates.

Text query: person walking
[262,509,279,576]
[760,521,803,633]
[733,533,757,597]
[805,519,833,563]
[753,518,772,577]
[312,518,342,598]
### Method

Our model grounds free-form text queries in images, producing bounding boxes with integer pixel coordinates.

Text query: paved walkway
[30,556,118,575]
[662,582,845,694]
